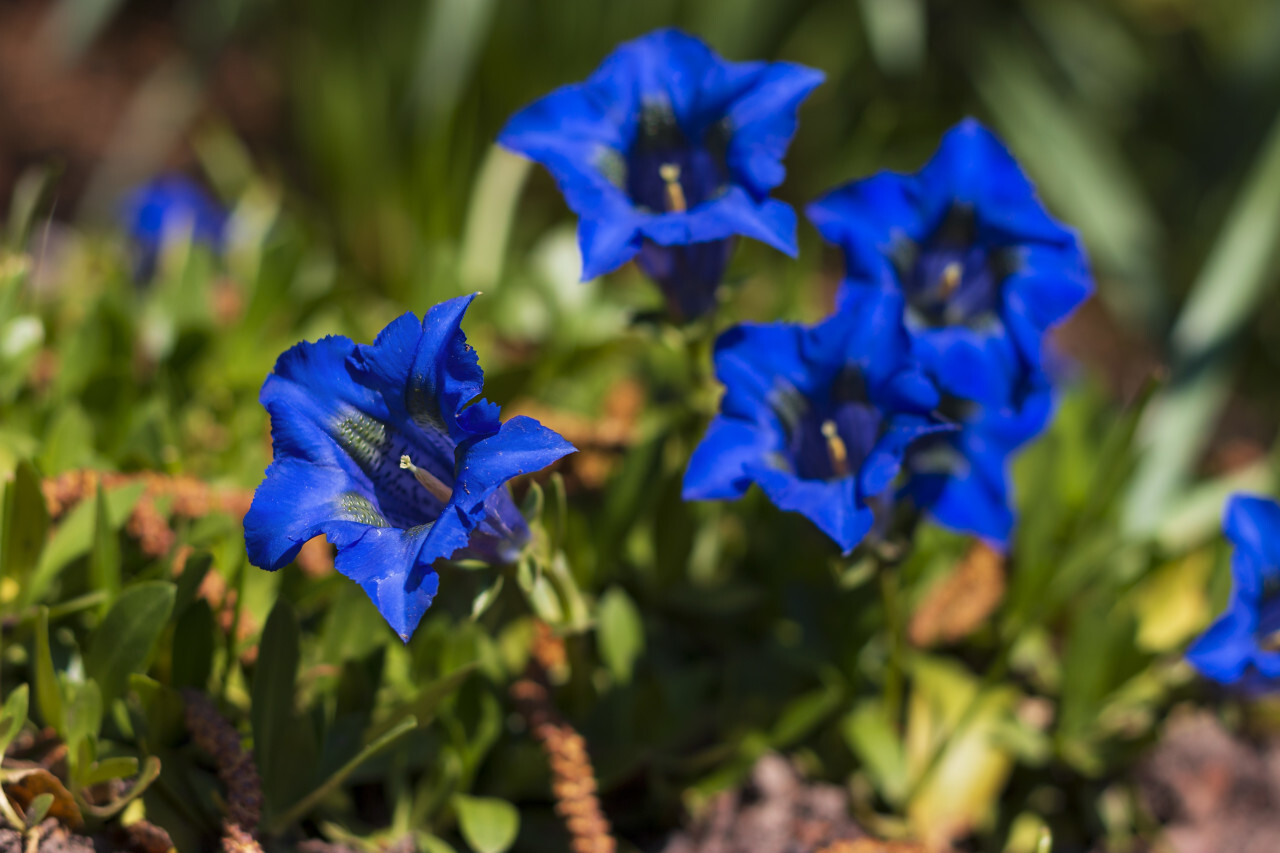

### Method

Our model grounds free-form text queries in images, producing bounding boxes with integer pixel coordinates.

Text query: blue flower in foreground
[499,28,824,321]
[807,118,1091,405]
[683,289,954,552]
[901,382,1052,545]
[1187,494,1280,688]
[243,295,575,641]
[121,176,226,276]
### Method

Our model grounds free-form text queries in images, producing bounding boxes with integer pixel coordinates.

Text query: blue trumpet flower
[1187,494,1280,688]
[243,295,575,641]
[901,382,1053,545]
[683,288,954,552]
[499,28,823,321]
[807,118,1091,406]
[121,175,227,277]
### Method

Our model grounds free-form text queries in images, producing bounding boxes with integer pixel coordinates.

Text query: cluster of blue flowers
[224,27,1276,683]
[503,29,1090,553]
[228,28,1096,640]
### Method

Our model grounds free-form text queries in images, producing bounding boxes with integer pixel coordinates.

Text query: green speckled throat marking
[338,492,390,527]
[334,412,390,469]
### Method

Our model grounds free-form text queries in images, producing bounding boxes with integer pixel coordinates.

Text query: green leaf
[88,483,120,612]
[36,404,94,475]
[367,664,476,741]
[252,599,318,818]
[596,587,644,684]
[84,581,176,708]
[80,756,139,788]
[2,459,48,590]
[24,482,145,607]
[171,598,215,690]
[518,480,543,524]
[452,794,519,853]
[0,685,29,757]
[842,700,908,805]
[78,756,161,821]
[172,550,213,618]
[470,575,504,621]
[64,680,102,781]
[23,793,53,828]
[33,607,64,734]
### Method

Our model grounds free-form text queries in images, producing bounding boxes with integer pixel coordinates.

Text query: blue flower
[1187,494,1280,688]
[499,28,824,321]
[121,176,227,276]
[243,295,576,641]
[683,288,954,552]
[807,118,1091,405]
[901,382,1053,545]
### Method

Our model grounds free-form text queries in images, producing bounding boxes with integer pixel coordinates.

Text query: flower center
[894,206,1011,331]
[771,370,882,483]
[624,103,729,214]
[399,454,453,503]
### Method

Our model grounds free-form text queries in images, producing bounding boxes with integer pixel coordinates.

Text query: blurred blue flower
[243,295,575,641]
[121,176,227,276]
[1187,494,1280,688]
[901,382,1052,545]
[499,28,823,321]
[809,119,1091,546]
[683,288,954,553]
[807,118,1091,405]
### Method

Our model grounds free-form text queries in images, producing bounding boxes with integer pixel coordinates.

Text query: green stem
[880,567,904,734]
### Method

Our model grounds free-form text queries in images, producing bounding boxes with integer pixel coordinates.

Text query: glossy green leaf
[452,794,519,853]
[84,581,175,708]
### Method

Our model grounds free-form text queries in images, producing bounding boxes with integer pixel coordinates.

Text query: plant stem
[880,566,904,734]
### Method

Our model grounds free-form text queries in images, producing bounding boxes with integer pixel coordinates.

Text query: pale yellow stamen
[940,261,963,297]
[821,420,850,478]
[659,163,687,213]
[399,455,453,503]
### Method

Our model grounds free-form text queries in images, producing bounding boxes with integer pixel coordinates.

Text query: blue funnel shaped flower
[807,118,1091,405]
[121,175,227,277]
[683,288,954,553]
[499,28,823,321]
[1187,494,1280,689]
[901,380,1053,545]
[243,295,576,641]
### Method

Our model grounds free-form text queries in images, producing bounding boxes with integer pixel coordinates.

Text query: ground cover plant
[3,2,1280,852]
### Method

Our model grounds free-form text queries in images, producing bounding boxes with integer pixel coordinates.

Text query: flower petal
[683,417,775,500]
[747,464,873,554]
[918,118,1073,246]
[860,414,956,499]
[452,415,577,520]
[725,61,825,196]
